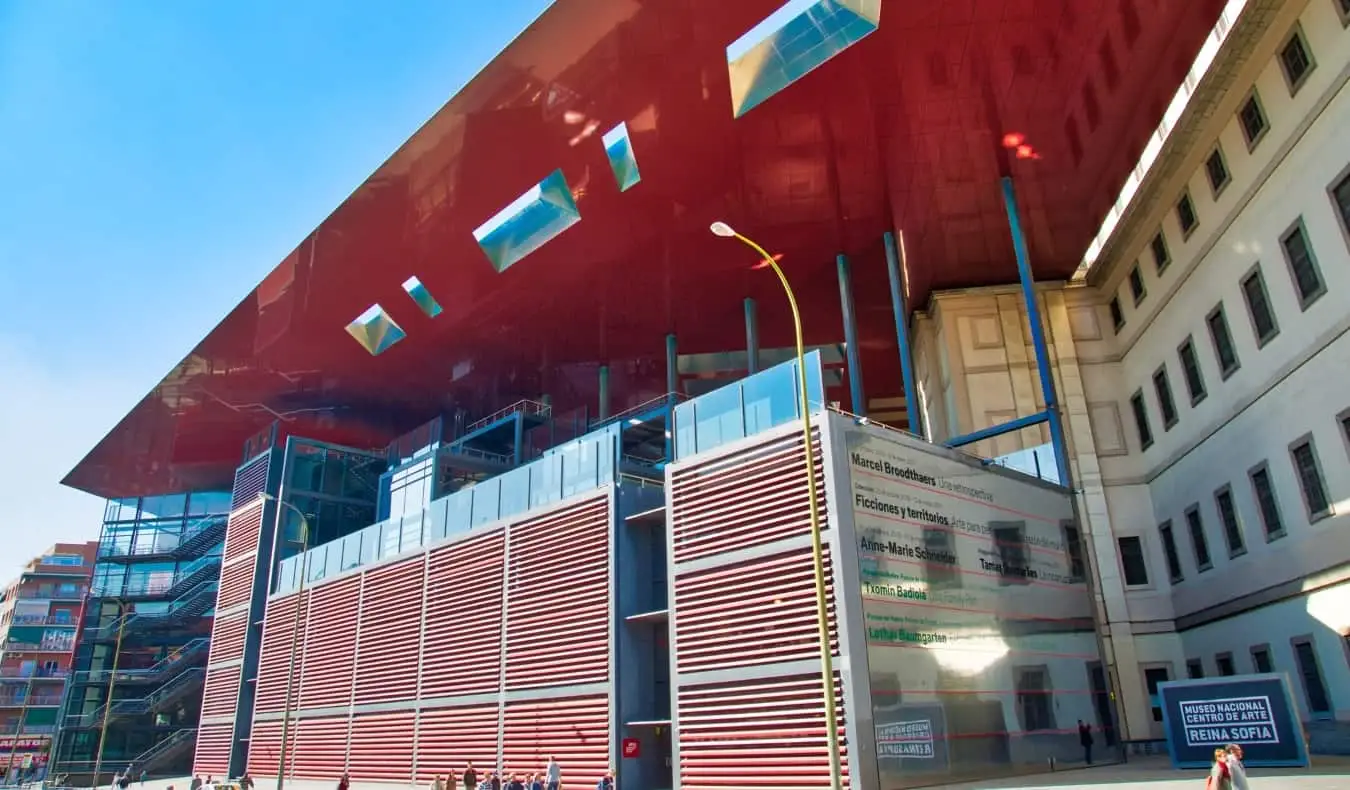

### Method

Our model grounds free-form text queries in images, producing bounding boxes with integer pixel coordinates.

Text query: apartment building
[0,542,97,782]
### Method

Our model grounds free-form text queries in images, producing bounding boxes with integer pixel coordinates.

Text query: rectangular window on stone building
[1278,27,1315,95]
[1130,389,1153,451]
[1251,645,1273,674]
[1207,304,1240,379]
[1205,146,1231,197]
[1151,231,1171,274]
[1153,365,1178,430]
[1128,264,1147,305]
[1292,638,1332,716]
[1249,463,1286,541]
[1216,653,1236,676]
[1176,192,1198,237]
[1186,659,1205,679]
[1015,665,1056,731]
[1214,485,1246,557]
[1290,436,1331,521]
[1158,520,1183,583]
[1178,337,1207,405]
[1239,91,1268,149]
[1109,295,1125,334]
[1240,266,1280,347]
[1144,667,1170,722]
[1332,170,1350,235]
[1281,219,1326,309]
[1117,536,1149,586]
[1184,505,1212,572]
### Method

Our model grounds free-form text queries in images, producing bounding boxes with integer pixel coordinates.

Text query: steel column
[665,334,678,396]
[835,254,867,416]
[598,365,611,422]
[744,298,760,374]
[883,231,925,439]
[1000,177,1071,487]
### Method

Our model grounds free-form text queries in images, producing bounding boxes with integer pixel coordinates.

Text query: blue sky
[0,0,551,580]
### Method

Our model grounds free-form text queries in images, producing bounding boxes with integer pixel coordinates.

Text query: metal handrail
[593,392,686,429]
[465,399,552,433]
[74,638,209,684]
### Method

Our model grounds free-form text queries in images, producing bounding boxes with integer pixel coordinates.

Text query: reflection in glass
[472,169,582,273]
[847,426,1112,787]
[726,0,881,118]
[402,276,443,318]
[601,123,641,192]
[345,304,407,356]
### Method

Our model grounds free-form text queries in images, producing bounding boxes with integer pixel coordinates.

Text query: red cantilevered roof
[66,0,1230,497]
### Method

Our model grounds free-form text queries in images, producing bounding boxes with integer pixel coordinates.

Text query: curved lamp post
[257,493,311,790]
[709,221,843,790]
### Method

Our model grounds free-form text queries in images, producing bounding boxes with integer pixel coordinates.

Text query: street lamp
[709,221,843,790]
[257,493,311,790]
[91,600,127,789]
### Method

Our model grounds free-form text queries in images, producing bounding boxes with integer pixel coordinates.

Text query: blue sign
[1157,674,1309,769]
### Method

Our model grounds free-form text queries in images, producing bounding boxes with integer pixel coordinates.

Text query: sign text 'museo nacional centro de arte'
[1157,675,1310,768]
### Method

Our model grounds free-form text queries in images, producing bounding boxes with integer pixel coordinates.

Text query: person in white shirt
[1224,744,1250,790]
[544,757,560,790]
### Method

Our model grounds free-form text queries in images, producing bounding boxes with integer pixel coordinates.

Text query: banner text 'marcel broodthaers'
[845,426,1106,787]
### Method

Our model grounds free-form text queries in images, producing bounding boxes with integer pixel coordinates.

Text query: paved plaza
[933,755,1350,790]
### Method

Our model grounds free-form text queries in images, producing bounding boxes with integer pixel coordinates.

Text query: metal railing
[96,514,228,560]
[15,588,87,601]
[129,728,195,772]
[63,668,204,728]
[74,638,209,685]
[591,392,686,429]
[9,615,77,627]
[2,640,75,652]
[465,399,552,434]
[0,668,67,679]
[0,693,62,707]
[82,581,218,641]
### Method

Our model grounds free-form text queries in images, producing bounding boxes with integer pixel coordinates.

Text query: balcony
[0,668,67,680]
[16,586,87,601]
[0,693,63,707]
[8,615,77,627]
[82,581,218,643]
[97,514,228,562]
[2,639,76,653]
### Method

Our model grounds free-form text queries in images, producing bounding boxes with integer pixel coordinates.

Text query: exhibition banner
[1158,675,1309,768]
[845,426,1107,788]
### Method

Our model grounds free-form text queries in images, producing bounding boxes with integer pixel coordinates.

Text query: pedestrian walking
[1078,720,1094,765]
[462,763,477,790]
[1224,744,1249,790]
[1207,748,1232,790]
[544,757,560,790]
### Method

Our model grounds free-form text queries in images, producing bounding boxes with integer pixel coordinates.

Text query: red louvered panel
[299,575,361,709]
[207,609,248,666]
[505,496,610,690]
[200,665,243,720]
[421,532,505,698]
[347,711,415,782]
[674,545,838,673]
[193,722,234,777]
[678,673,849,790]
[669,432,825,563]
[216,555,256,612]
[224,507,263,564]
[246,718,284,777]
[290,716,353,780]
[254,592,308,714]
[353,557,423,704]
[501,695,608,787]
[414,704,499,781]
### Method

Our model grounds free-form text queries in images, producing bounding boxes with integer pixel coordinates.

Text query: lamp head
[709,221,736,238]
[256,492,275,502]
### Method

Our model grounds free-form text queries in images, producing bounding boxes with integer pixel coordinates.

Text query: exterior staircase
[131,727,197,775]
[63,668,205,728]
[74,637,210,686]
[84,581,219,641]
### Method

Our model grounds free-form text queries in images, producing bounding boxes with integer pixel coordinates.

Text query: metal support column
[836,254,867,416]
[513,412,525,467]
[1000,176,1071,487]
[665,334,678,397]
[884,231,925,439]
[744,298,760,374]
[598,365,611,422]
